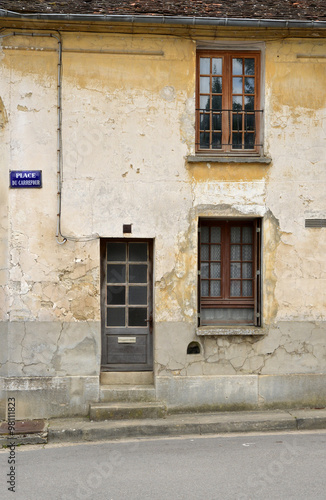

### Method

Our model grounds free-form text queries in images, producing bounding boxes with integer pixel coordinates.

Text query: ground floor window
[198,218,261,326]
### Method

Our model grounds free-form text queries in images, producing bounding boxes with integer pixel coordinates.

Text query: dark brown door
[100,239,153,371]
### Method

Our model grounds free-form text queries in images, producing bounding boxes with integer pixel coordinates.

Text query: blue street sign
[10,170,42,188]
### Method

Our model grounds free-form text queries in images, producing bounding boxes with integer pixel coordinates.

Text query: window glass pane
[230,281,241,296]
[232,96,243,111]
[212,58,222,75]
[211,226,221,243]
[245,114,255,131]
[212,114,222,130]
[128,308,147,327]
[242,262,253,278]
[232,58,243,75]
[242,245,253,260]
[245,77,255,94]
[232,113,243,131]
[201,308,254,324]
[200,95,210,111]
[200,114,210,130]
[200,132,210,149]
[201,244,209,260]
[245,58,255,75]
[212,133,222,149]
[230,245,241,260]
[242,280,253,297]
[212,96,222,110]
[242,226,253,243]
[230,263,241,279]
[129,264,147,283]
[245,96,254,110]
[244,133,255,149]
[211,245,221,260]
[200,76,210,93]
[232,132,242,149]
[201,280,209,297]
[232,77,243,94]
[212,77,222,93]
[230,227,241,243]
[107,264,126,283]
[201,226,209,243]
[107,242,126,262]
[107,286,125,305]
[200,57,210,74]
[201,263,209,278]
[129,286,147,305]
[211,281,221,296]
[211,263,221,278]
[106,308,125,327]
[129,243,147,262]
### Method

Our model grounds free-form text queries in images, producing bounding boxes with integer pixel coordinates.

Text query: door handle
[145,314,153,331]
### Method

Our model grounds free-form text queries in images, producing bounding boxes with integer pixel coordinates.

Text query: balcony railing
[196,109,263,152]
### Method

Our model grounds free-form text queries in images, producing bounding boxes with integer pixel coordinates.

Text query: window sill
[187,155,271,164]
[196,326,267,336]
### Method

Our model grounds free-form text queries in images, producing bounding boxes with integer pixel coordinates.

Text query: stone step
[100,384,156,403]
[89,402,167,421]
[100,372,154,386]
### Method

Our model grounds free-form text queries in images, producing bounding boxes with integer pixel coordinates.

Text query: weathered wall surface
[0,32,325,416]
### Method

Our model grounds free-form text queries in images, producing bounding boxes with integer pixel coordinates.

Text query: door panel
[101,239,153,371]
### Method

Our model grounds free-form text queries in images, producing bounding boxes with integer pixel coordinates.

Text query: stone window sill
[196,326,267,336]
[187,155,271,164]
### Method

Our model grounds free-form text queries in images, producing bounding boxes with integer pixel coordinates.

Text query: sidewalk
[1,408,326,446]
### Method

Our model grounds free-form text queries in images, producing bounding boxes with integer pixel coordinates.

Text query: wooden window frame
[198,218,262,327]
[196,50,262,155]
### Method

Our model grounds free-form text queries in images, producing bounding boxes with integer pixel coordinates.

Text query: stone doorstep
[89,402,167,421]
[100,384,156,403]
[0,419,48,446]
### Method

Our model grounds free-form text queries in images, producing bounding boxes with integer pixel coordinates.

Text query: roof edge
[0,9,326,29]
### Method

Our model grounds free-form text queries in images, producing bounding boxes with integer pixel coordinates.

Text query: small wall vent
[305,219,326,228]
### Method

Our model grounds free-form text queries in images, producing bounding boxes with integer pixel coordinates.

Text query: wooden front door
[100,239,153,371]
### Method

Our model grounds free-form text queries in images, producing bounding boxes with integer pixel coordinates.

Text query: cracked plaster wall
[0,33,325,397]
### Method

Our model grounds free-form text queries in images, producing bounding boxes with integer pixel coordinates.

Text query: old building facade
[0,1,326,419]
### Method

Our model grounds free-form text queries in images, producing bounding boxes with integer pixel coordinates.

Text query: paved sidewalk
[1,408,326,446]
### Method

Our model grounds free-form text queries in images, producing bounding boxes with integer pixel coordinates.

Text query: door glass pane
[230,281,241,296]
[242,280,253,296]
[107,243,126,262]
[201,226,209,243]
[242,263,253,278]
[230,263,241,279]
[211,226,221,243]
[245,58,255,75]
[200,114,210,130]
[232,96,243,111]
[212,133,222,149]
[212,95,222,110]
[129,286,147,305]
[201,245,209,260]
[200,132,210,149]
[201,280,209,296]
[129,264,147,283]
[230,245,241,260]
[212,114,222,130]
[245,114,255,131]
[244,133,255,149]
[212,77,222,93]
[245,96,254,110]
[232,77,243,94]
[107,264,126,283]
[211,245,221,260]
[129,243,147,262]
[232,132,242,149]
[107,308,125,327]
[210,263,221,278]
[107,286,125,305]
[232,113,242,131]
[211,281,221,296]
[242,245,253,260]
[128,308,147,327]
[230,227,241,243]
[200,57,210,74]
[245,77,255,93]
[200,77,210,93]
[201,263,209,279]
[212,58,222,74]
[232,58,243,75]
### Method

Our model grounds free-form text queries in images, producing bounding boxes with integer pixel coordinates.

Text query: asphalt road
[1,431,326,500]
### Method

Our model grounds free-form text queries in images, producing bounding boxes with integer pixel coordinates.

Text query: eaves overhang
[1,9,326,29]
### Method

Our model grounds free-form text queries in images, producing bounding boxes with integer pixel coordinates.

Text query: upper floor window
[196,51,262,155]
